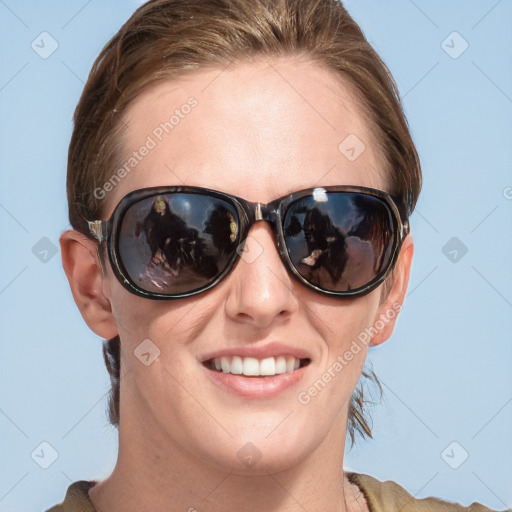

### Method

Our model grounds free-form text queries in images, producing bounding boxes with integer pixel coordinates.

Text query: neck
[89,408,359,512]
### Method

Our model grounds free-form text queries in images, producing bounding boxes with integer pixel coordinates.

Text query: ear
[370,234,414,346]
[60,230,119,339]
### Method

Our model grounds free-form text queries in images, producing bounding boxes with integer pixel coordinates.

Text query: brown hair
[67,0,421,442]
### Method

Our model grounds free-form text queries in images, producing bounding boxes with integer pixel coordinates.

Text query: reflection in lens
[283,193,395,291]
[118,194,238,294]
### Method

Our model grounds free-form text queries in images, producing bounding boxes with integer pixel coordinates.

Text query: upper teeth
[211,356,301,376]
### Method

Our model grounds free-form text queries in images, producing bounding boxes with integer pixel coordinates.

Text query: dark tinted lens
[283,192,395,292]
[118,193,239,294]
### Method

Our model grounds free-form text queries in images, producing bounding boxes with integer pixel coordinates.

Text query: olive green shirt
[46,473,509,511]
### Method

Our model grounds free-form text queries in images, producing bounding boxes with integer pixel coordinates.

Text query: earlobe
[370,235,414,346]
[60,230,119,339]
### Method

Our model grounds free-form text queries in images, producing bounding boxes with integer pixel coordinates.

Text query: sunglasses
[87,185,409,300]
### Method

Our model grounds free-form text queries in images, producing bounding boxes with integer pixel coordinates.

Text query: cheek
[106,275,219,376]
[101,266,164,366]
[101,261,172,335]
[315,291,382,354]
[310,292,382,394]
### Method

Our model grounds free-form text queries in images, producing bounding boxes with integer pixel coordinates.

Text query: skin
[61,57,413,512]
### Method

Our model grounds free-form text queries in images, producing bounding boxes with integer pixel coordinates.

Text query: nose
[224,222,299,329]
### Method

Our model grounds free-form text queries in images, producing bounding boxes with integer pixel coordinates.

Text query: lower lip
[203,365,309,399]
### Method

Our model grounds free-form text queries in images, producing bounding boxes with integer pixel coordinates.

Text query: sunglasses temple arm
[401,219,410,239]
[87,219,107,243]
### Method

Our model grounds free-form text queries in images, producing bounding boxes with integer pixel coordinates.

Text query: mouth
[200,343,313,398]
[203,355,312,377]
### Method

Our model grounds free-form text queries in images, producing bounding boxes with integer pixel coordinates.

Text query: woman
[49,0,507,510]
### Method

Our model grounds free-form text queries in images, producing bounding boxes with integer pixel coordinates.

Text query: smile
[204,355,311,377]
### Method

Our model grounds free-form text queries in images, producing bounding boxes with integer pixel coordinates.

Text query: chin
[194,416,322,476]
[206,443,312,477]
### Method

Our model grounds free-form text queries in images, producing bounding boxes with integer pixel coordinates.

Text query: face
[154,198,166,215]
[84,58,410,474]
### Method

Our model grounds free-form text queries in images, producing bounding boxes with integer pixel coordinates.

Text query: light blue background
[1,1,511,510]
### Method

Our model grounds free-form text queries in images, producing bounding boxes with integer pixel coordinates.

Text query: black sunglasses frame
[87,185,409,300]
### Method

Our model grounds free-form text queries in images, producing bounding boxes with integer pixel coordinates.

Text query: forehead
[104,57,387,215]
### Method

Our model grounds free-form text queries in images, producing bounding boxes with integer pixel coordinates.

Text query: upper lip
[200,341,312,363]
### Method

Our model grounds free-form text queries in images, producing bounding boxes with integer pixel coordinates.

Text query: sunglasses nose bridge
[254,202,264,222]
[247,202,288,258]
